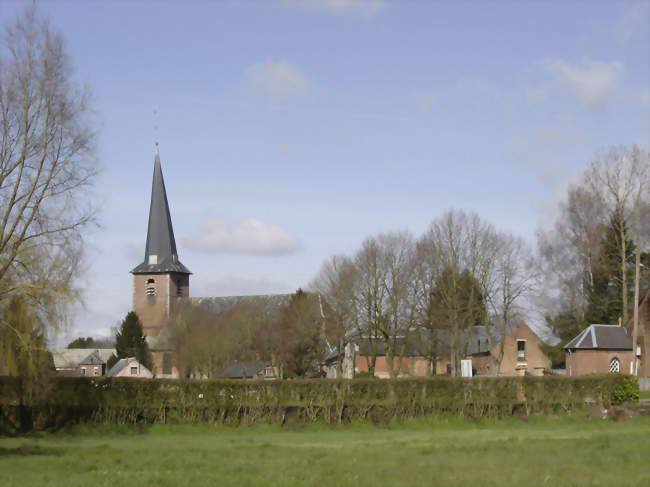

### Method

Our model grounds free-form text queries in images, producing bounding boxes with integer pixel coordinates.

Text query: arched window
[146,278,156,296]
[609,357,620,373]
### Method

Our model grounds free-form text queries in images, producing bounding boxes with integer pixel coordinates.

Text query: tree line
[168,146,649,379]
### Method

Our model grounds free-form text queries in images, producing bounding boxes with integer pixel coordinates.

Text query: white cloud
[246,61,310,101]
[285,0,386,16]
[543,59,624,107]
[184,218,301,254]
[615,3,650,43]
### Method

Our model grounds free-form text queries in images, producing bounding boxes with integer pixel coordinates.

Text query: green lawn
[1,416,649,487]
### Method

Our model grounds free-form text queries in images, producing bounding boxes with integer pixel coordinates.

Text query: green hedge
[0,374,638,432]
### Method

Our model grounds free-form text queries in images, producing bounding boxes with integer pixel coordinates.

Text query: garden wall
[0,375,638,433]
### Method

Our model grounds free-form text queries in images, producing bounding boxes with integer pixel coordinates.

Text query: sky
[1,0,649,343]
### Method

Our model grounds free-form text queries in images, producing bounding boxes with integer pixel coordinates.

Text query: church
[130,146,294,378]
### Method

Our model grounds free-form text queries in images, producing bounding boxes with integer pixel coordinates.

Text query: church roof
[132,146,191,275]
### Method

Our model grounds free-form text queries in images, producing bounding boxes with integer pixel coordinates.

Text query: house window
[163,352,173,375]
[517,340,526,361]
[130,366,138,375]
[80,367,86,376]
[609,357,620,373]
[146,278,156,296]
[176,279,183,297]
[264,366,274,377]
[93,366,99,376]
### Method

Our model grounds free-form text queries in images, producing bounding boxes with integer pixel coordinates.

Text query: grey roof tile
[564,324,632,350]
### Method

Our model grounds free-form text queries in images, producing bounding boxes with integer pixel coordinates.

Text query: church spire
[131,146,191,275]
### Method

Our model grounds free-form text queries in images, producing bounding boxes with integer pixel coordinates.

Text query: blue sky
[1,0,648,341]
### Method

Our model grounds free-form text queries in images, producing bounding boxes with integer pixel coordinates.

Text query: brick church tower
[131,145,191,337]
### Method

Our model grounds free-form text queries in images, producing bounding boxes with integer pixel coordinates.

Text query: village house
[216,360,279,380]
[107,357,154,378]
[470,323,551,376]
[332,322,551,378]
[51,349,115,377]
[564,324,635,376]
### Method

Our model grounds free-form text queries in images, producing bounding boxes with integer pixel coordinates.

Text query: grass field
[1,416,649,487]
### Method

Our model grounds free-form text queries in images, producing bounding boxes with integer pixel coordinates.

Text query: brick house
[51,349,115,377]
[217,360,279,380]
[564,324,634,376]
[340,322,551,378]
[469,323,551,376]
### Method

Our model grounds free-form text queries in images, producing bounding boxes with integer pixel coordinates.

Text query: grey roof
[107,358,130,377]
[51,349,115,369]
[79,350,105,365]
[217,360,269,379]
[192,294,293,317]
[50,348,115,369]
[467,326,504,355]
[107,357,151,377]
[348,324,528,358]
[132,147,191,275]
[564,324,633,351]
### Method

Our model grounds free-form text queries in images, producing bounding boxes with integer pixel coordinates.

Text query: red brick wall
[566,349,634,376]
[133,272,189,337]
[487,323,551,376]
[77,363,104,377]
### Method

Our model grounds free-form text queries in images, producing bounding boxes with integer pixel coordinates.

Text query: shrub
[0,374,638,432]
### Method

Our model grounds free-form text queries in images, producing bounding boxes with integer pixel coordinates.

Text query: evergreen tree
[585,211,636,325]
[428,266,488,375]
[67,337,97,349]
[113,312,151,369]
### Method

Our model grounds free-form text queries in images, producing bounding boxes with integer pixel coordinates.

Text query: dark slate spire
[131,145,191,275]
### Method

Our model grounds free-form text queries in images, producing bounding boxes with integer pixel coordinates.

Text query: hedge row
[0,374,638,432]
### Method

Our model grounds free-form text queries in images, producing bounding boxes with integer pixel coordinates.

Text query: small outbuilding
[107,357,154,379]
[564,324,634,376]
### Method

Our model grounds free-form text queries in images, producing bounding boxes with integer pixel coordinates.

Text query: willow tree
[0,8,97,379]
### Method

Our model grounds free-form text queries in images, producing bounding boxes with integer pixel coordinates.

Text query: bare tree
[309,254,359,376]
[539,146,649,345]
[0,8,97,381]
[584,146,649,324]
[488,233,539,374]
[418,210,497,376]
[352,236,388,376]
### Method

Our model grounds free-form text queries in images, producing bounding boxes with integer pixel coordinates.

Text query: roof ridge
[575,327,590,348]
[590,325,597,348]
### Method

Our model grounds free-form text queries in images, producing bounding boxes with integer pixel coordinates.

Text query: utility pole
[631,243,641,376]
